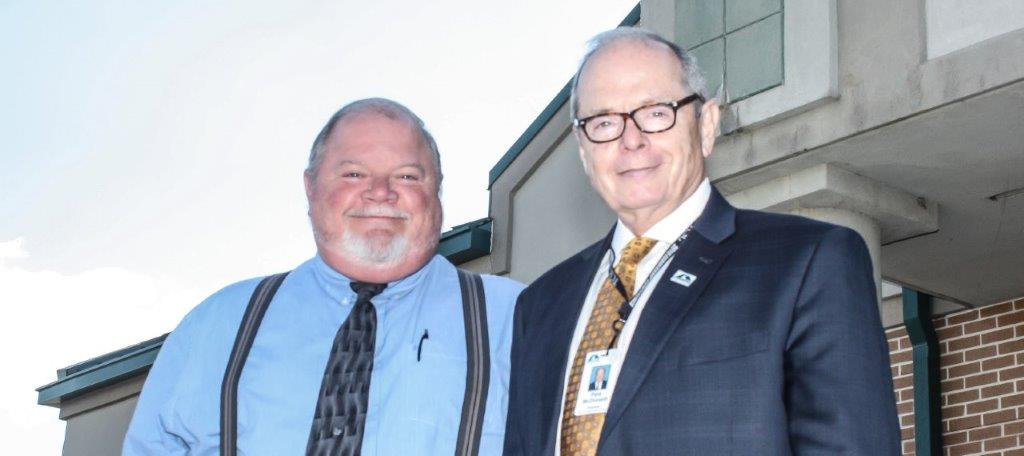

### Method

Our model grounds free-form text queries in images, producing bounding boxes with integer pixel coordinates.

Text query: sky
[0,1,636,453]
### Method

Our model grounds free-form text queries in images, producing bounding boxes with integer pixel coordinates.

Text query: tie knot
[619,237,657,267]
[350,282,386,302]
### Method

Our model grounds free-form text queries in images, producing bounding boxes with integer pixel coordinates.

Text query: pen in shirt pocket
[417,329,429,361]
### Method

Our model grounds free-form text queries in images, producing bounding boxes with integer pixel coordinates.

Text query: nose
[363,175,397,203]
[619,116,648,151]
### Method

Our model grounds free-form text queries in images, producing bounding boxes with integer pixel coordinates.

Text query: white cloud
[0,237,28,262]
[0,237,208,454]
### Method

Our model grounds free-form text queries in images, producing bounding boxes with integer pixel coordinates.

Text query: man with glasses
[503,28,899,455]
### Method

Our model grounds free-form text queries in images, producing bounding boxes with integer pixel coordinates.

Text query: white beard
[339,229,409,266]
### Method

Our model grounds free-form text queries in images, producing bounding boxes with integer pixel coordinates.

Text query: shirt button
[332,427,343,436]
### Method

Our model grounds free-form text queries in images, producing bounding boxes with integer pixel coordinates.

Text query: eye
[397,174,420,181]
[342,171,363,178]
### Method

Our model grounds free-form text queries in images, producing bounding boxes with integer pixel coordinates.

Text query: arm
[785,226,901,455]
[122,312,197,455]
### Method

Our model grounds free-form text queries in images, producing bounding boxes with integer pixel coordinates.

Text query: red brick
[967,398,1000,414]
[948,441,982,455]
[900,425,914,440]
[897,401,914,415]
[1003,393,1024,407]
[1005,420,1024,435]
[888,326,908,338]
[983,409,1017,426]
[890,350,913,364]
[984,435,1018,450]
[1017,299,1024,310]
[981,382,1015,398]
[949,310,981,325]
[889,340,899,352]
[1007,449,1024,456]
[981,302,1015,318]
[998,338,1024,355]
[982,328,1016,344]
[946,430,969,445]
[1018,352,1024,364]
[893,376,914,389]
[1018,325,1024,337]
[944,378,966,393]
[901,388,915,402]
[965,346,998,362]
[1017,379,1024,391]
[949,335,983,352]
[965,317,998,334]
[944,404,966,419]
[901,439,914,455]
[968,423,1002,441]
[949,414,983,431]
[900,413,915,427]
[1001,366,1024,382]
[966,372,999,388]
[950,362,983,378]
[949,389,981,405]
[984,354,1017,371]
[938,325,965,340]
[900,363,915,376]
[997,310,1024,326]
[943,351,967,366]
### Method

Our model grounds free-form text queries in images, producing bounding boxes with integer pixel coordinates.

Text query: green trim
[439,218,492,264]
[902,288,942,455]
[37,220,494,407]
[487,3,642,187]
[37,335,166,407]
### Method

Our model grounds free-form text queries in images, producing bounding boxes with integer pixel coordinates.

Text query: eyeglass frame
[573,93,705,144]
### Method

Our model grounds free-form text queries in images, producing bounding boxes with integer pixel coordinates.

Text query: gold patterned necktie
[560,236,658,456]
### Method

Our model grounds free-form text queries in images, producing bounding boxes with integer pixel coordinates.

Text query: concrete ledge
[724,163,939,243]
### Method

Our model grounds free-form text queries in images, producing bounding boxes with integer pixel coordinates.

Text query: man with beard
[124,98,523,455]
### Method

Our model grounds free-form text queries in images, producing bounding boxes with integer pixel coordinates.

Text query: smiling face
[575,39,719,235]
[304,112,442,283]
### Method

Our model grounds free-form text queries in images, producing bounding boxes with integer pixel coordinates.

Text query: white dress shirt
[554,178,711,454]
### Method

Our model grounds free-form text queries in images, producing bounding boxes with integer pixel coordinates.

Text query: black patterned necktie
[306,281,387,456]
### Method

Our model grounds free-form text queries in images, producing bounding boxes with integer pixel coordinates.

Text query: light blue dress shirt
[123,254,523,455]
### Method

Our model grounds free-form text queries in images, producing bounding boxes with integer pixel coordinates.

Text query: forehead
[325,113,428,162]
[576,40,687,114]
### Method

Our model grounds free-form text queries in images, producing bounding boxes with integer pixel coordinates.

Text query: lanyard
[605,226,693,349]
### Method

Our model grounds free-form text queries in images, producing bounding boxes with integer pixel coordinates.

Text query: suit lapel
[600,188,738,442]
[538,229,614,456]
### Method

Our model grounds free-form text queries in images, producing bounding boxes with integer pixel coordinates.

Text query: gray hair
[307,98,443,192]
[569,27,708,121]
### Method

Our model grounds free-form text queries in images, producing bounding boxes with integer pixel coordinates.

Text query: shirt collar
[310,253,438,304]
[611,178,712,252]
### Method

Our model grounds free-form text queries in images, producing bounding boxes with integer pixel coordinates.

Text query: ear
[698,99,721,159]
[303,170,315,200]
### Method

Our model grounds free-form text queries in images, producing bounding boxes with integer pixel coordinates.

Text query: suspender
[220,272,289,456]
[455,269,490,456]
[219,269,490,456]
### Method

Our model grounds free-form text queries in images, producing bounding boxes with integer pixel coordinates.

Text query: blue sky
[0,1,635,452]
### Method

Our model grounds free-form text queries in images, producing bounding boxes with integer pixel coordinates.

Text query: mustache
[345,206,410,219]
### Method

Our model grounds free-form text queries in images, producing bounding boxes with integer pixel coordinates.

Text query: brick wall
[888,298,1024,456]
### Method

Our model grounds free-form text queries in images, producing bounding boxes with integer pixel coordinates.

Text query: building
[38,1,1024,454]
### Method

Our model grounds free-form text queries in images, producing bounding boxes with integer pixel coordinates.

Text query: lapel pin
[698,256,713,264]
[670,269,697,287]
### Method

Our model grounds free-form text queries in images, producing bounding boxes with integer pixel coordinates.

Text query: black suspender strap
[455,269,490,456]
[220,272,289,456]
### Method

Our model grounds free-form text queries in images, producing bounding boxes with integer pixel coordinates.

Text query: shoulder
[171,275,267,337]
[479,273,526,298]
[732,208,865,250]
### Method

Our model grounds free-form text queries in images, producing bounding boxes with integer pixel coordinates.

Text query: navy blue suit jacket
[503,189,900,455]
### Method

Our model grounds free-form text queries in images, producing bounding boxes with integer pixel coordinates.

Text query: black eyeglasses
[574,94,704,144]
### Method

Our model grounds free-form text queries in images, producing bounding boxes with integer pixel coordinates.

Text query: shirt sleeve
[122,307,200,455]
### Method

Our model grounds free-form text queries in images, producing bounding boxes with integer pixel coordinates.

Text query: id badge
[573,349,619,416]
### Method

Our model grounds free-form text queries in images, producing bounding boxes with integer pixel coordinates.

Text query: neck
[319,248,434,284]
[619,176,705,236]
